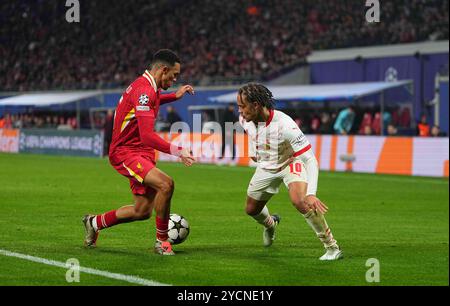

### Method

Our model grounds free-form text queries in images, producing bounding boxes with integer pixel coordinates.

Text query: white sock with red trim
[251,206,275,229]
[303,209,338,249]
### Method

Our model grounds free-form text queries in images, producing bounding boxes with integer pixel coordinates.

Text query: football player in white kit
[237,83,343,261]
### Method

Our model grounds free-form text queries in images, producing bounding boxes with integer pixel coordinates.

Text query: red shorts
[110,152,156,196]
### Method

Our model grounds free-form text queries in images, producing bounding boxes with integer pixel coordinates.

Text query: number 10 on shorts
[289,163,302,174]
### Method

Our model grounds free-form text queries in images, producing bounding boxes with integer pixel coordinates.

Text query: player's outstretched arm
[135,104,183,156]
[292,150,328,214]
[139,125,195,166]
[295,151,328,214]
[160,85,195,105]
[175,85,195,99]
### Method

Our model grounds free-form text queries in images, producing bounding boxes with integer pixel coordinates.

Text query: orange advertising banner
[156,133,449,178]
[0,129,19,153]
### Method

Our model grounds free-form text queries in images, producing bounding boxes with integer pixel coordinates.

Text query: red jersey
[109,70,179,159]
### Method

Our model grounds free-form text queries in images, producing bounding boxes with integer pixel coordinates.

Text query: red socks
[94,211,169,242]
[156,217,169,241]
[95,210,120,231]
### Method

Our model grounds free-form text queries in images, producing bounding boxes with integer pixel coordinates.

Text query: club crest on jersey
[138,94,149,105]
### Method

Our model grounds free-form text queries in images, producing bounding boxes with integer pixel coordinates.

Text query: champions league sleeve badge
[138,94,149,105]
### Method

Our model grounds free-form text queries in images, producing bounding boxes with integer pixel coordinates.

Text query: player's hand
[305,195,328,214]
[175,85,195,99]
[180,148,196,167]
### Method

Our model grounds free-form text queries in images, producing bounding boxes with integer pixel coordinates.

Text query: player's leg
[83,155,158,247]
[84,164,175,255]
[83,193,155,247]
[246,196,281,247]
[287,181,343,260]
[246,168,282,247]
[115,193,156,222]
[142,167,175,255]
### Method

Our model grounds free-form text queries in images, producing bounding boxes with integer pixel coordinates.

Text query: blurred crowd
[1,0,448,91]
[0,113,78,130]
[286,105,446,137]
[0,105,446,137]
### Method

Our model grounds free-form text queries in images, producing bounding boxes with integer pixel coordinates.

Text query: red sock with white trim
[156,217,169,242]
[92,210,121,231]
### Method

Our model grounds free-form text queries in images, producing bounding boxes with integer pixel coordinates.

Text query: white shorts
[247,163,308,201]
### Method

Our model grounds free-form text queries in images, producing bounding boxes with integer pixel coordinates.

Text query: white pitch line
[0,249,170,286]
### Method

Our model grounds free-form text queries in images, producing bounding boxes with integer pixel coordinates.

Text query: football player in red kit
[83,49,195,255]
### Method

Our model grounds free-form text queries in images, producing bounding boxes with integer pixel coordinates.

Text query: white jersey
[239,110,312,171]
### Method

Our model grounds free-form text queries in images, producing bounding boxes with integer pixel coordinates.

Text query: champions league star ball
[168,214,190,245]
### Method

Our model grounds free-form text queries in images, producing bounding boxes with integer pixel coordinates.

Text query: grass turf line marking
[0,249,170,286]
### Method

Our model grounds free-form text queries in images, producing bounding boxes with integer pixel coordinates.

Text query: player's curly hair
[238,83,275,110]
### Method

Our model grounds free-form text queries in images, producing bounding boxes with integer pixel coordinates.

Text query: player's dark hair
[152,49,181,67]
[238,83,275,110]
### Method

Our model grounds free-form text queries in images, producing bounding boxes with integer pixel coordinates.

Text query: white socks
[252,206,275,228]
[251,206,338,249]
[303,209,338,249]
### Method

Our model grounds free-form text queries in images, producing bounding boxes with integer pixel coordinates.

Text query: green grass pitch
[0,153,448,286]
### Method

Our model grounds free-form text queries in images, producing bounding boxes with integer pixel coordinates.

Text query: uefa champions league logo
[93,134,103,156]
[19,132,26,151]
[138,94,149,105]
[385,67,399,82]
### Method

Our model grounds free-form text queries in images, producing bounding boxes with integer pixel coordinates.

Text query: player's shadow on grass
[82,246,159,258]
[86,245,192,255]
[178,243,308,258]
[81,242,352,263]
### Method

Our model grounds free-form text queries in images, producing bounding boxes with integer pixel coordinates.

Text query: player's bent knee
[162,178,175,194]
[156,177,175,195]
[245,205,257,216]
[245,202,263,216]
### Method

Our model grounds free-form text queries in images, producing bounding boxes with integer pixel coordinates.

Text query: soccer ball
[168,214,190,245]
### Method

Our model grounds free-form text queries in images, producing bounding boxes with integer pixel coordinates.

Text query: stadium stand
[1,0,448,91]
